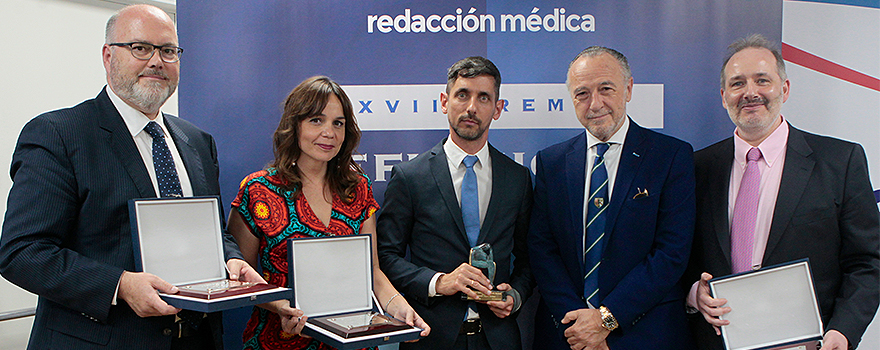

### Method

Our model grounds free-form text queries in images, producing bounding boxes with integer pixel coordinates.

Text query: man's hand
[560,308,610,350]
[696,272,731,335]
[821,330,848,350]
[482,283,514,318]
[118,271,181,317]
[435,263,492,299]
[226,258,265,283]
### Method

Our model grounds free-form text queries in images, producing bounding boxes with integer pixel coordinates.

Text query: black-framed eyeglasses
[108,42,184,63]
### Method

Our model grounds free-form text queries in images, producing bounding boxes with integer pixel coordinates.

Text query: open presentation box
[129,196,291,312]
[710,259,823,350]
[288,235,422,349]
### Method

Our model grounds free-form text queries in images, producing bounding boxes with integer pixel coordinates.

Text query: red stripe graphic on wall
[781,43,880,92]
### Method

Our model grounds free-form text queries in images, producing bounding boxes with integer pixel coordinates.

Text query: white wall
[781,1,880,348]
[0,0,176,348]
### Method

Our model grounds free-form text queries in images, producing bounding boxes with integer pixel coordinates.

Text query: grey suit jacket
[377,139,534,350]
[686,125,880,349]
[0,88,243,349]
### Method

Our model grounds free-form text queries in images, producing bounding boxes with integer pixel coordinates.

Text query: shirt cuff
[686,280,700,313]
[112,274,122,306]
[428,272,443,297]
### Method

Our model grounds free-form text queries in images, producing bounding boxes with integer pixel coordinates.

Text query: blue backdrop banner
[177,1,782,348]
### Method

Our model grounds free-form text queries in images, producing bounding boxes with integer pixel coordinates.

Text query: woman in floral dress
[228,76,430,350]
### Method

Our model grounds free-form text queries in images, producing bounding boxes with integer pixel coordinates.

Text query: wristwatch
[598,306,619,331]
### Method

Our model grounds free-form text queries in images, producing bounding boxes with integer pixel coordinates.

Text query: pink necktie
[731,147,762,273]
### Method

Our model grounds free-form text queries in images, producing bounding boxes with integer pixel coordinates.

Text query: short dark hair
[720,34,787,89]
[446,56,502,101]
[270,76,363,201]
[567,46,632,87]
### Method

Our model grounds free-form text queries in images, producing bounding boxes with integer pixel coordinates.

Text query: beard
[451,113,487,141]
[108,57,176,114]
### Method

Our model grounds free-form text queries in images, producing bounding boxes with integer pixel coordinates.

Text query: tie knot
[463,155,478,169]
[595,143,610,157]
[746,147,763,162]
[144,121,164,140]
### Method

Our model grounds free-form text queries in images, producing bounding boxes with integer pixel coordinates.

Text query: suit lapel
[605,121,647,241]
[165,117,207,195]
[478,145,505,244]
[96,88,156,198]
[565,133,588,268]
[707,139,735,266]
[429,141,469,244]
[764,126,814,260]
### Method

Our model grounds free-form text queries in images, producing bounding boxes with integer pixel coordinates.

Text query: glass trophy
[466,243,506,301]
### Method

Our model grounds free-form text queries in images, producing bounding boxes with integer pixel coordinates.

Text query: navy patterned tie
[143,121,182,197]
[584,143,609,307]
[144,122,201,329]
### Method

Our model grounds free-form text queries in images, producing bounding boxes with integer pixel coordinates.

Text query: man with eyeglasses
[0,4,262,350]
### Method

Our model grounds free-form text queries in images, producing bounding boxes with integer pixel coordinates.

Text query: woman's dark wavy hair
[269,76,363,201]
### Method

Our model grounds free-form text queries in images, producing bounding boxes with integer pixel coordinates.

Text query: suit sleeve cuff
[509,288,523,313]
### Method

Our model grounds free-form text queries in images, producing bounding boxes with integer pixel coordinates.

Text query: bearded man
[0,5,261,349]
[377,56,534,350]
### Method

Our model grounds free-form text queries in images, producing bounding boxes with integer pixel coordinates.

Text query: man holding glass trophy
[377,56,534,350]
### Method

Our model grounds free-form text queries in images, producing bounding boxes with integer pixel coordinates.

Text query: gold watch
[598,306,618,331]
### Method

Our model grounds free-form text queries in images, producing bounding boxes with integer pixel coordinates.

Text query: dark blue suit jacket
[377,140,534,350]
[0,88,243,349]
[529,120,695,349]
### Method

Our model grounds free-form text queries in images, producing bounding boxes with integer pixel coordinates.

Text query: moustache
[586,109,611,119]
[738,95,768,109]
[457,114,481,126]
[139,69,169,80]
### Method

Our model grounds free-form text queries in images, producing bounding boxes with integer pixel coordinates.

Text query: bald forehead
[109,5,177,43]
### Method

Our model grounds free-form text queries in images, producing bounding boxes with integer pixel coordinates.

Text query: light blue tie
[461,155,480,247]
[144,121,182,197]
[584,143,609,306]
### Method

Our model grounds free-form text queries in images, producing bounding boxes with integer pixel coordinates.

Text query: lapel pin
[632,152,640,157]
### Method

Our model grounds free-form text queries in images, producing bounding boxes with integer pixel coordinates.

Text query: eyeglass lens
[129,43,181,62]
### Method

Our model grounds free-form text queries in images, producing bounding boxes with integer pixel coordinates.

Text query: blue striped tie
[144,121,182,197]
[584,143,609,306]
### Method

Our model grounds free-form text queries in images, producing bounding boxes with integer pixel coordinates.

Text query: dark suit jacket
[686,125,880,349]
[377,140,534,350]
[0,88,243,349]
[529,120,695,349]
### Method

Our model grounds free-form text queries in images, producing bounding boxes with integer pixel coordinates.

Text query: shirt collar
[733,117,789,168]
[106,85,168,138]
[444,138,490,168]
[586,115,630,150]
